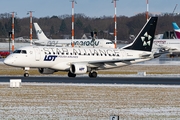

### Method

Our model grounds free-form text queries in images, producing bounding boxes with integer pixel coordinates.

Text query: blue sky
[0,0,179,18]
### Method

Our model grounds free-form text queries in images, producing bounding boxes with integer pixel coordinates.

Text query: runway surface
[1,76,180,85]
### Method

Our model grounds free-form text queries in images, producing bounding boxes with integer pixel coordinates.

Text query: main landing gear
[68,71,97,78]
[89,71,97,78]
[68,71,76,77]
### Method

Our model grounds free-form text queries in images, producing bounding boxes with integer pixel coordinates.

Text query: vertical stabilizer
[122,17,158,52]
[33,23,49,40]
[172,22,180,39]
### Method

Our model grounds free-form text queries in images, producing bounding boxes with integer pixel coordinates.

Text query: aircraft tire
[89,71,97,78]
[68,71,76,77]
[88,72,92,77]
[24,73,29,77]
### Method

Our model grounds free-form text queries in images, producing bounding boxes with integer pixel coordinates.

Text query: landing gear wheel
[24,73,29,77]
[68,71,76,77]
[23,67,30,77]
[89,72,92,77]
[89,71,97,78]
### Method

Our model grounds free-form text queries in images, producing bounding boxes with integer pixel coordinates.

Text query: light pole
[70,0,77,47]
[112,0,118,49]
[8,32,12,53]
[11,12,16,52]
[146,0,149,21]
[27,11,34,45]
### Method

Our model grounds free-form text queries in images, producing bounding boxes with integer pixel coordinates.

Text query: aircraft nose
[3,56,13,65]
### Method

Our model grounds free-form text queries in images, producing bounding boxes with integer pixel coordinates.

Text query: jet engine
[38,68,56,74]
[70,63,87,74]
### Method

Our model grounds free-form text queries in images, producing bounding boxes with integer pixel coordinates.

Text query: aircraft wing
[141,52,167,58]
[69,58,139,68]
[87,52,165,67]
[88,58,137,64]
[155,44,177,51]
[86,58,144,68]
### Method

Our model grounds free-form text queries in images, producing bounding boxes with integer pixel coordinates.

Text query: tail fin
[172,22,180,39]
[33,23,49,40]
[123,17,158,52]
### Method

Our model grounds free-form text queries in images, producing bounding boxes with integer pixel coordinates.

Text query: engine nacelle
[38,68,56,74]
[70,63,87,74]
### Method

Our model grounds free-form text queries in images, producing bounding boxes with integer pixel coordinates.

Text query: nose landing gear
[24,72,29,77]
[23,67,30,77]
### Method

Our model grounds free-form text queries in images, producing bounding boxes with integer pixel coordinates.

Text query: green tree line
[0,13,180,42]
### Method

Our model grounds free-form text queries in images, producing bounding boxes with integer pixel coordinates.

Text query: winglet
[33,23,49,40]
[122,17,158,52]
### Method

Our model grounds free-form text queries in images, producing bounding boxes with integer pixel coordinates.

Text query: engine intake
[70,63,87,74]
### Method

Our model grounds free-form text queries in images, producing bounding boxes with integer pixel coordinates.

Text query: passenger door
[34,47,41,61]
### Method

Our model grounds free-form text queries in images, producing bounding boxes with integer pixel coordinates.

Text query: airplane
[33,23,115,48]
[4,17,159,78]
[148,23,180,57]
[172,22,180,39]
[153,39,180,57]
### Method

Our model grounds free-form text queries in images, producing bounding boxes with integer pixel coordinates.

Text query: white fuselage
[153,39,180,52]
[33,22,115,48]
[34,39,115,48]
[4,46,153,71]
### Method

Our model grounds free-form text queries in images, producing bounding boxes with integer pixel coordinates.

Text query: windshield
[13,50,27,54]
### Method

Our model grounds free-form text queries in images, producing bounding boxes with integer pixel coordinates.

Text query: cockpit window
[13,50,21,53]
[22,50,27,54]
[13,50,27,54]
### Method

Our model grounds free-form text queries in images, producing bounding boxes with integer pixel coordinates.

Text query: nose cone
[3,56,13,66]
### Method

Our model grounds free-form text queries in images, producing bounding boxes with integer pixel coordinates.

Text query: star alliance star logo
[141,32,152,47]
